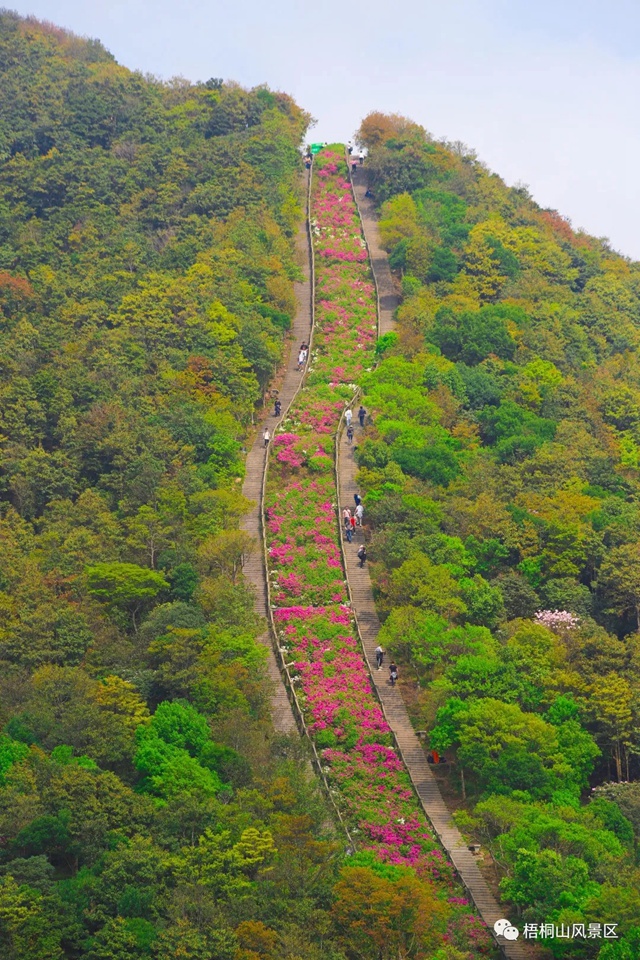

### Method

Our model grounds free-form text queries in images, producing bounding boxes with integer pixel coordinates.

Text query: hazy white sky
[10,0,640,257]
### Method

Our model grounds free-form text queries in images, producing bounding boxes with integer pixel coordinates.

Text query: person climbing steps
[343,507,353,543]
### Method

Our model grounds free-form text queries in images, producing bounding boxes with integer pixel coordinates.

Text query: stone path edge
[240,170,313,736]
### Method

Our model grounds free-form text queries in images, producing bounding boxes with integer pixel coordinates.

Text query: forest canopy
[0,14,378,960]
[2,9,640,957]
[356,110,640,959]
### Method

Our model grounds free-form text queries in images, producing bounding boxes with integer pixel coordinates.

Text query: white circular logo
[494,919,520,940]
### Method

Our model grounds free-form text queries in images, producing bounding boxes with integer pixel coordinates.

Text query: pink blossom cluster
[318,247,368,262]
[534,609,580,630]
[265,507,284,535]
[273,605,320,622]
[296,399,343,433]
[276,446,304,467]
[315,161,338,177]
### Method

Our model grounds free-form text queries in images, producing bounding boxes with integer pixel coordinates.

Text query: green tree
[598,542,640,629]
[85,562,168,631]
[459,574,504,628]
[332,865,447,960]
[388,555,466,620]
[599,928,640,960]
[0,876,67,960]
[431,305,517,365]
[86,916,157,960]
[196,530,255,583]
[500,848,594,915]
[431,698,578,798]
[589,674,635,781]
[175,827,275,898]
[0,737,29,786]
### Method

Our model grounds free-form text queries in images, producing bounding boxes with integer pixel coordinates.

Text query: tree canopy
[358,110,640,958]
[0,15,374,960]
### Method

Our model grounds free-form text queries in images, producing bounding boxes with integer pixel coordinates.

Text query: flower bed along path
[263,147,494,956]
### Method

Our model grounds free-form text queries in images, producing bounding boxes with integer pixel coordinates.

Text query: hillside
[0,10,639,960]
[355,112,640,957]
[0,13,358,960]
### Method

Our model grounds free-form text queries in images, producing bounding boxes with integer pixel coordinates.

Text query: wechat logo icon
[494,918,520,940]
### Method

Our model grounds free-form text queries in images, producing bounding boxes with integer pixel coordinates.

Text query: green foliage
[430,697,599,799]
[379,608,495,675]
[0,736,29,785]
[86,563,169,629]
[134,701,223,800]
[374,330,399,358]
[391,442,460,485]
[0,18,372,960]
[598,927,640,960]
[427,246,460,283]
[500,848,595,914]
[0,875,69,960]
[458,575,504,628]
[480,400,556,462]
[431,305,518,364]
[358,111,640,941]
[457,363,503,409]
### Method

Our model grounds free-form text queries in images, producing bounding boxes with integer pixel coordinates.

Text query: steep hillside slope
[355,112,640,957]
[0,15,367,960]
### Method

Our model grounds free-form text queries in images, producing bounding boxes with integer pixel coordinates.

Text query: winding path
[340,169,530,960]
[241,172,312,735]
